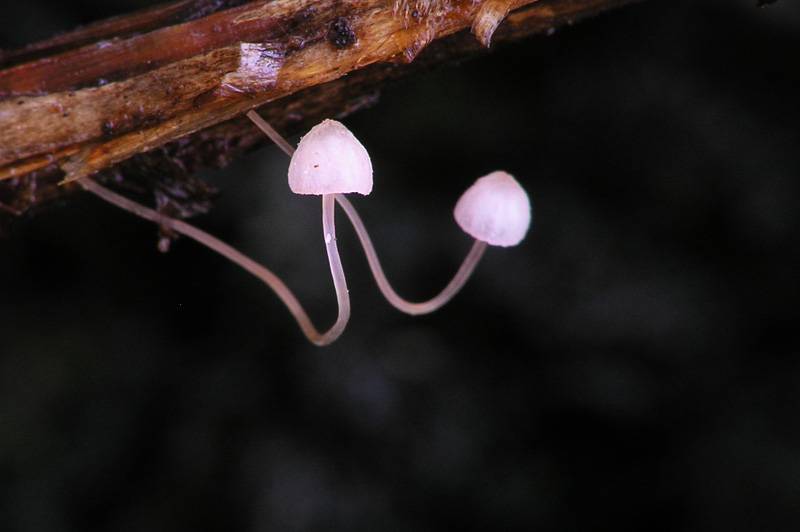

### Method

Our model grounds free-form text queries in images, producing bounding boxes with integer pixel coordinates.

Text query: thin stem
[77,177,347,346]
[247,110,296,158]
[335,194,488,315]
[320,194,350,343]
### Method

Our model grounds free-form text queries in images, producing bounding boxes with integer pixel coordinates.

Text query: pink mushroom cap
[288,119,373,196]
[454,171,531,247]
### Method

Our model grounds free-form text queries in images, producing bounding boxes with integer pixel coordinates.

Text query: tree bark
[0,0,640,230]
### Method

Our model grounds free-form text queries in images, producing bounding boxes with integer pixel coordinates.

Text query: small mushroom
[247,112,374,343]
[287,119,373,344]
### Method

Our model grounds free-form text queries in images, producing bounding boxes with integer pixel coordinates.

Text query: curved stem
[247,110,296,158]
[77,177,347,346]
[335,194,488,315]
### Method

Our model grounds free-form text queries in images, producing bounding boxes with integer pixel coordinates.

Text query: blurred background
[1,0,799,530]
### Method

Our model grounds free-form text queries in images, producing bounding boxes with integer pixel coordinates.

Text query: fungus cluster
[249,112,531,326]
[79,111,531,346]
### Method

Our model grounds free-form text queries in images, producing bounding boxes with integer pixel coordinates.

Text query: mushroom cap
[288,119,373,195]
[454,171,531,247]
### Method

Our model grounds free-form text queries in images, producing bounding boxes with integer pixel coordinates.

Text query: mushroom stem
[320,193,350,343]
[247,110,295,158]
[77,177,347,346]
[335,193,488,315]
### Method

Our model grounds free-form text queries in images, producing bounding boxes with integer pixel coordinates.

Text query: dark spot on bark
[129,111,163,132]
[328,17,357,50]
[101,121,116,138]
[287,36,306,51]
[193,88,220,108]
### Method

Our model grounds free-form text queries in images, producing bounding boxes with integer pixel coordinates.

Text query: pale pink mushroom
[285,118,373,344]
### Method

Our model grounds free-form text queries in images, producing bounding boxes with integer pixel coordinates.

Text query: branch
[0,0,640,230]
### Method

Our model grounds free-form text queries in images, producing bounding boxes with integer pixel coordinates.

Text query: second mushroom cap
[454,171,531,247]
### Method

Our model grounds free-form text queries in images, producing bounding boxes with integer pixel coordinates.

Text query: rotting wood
[0,0,641,231]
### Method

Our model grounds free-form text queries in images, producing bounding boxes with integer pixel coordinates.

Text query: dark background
[1,0,799,530]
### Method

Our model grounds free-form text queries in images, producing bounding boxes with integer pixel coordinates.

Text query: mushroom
[286,118,373,344]
[335,170,530,315]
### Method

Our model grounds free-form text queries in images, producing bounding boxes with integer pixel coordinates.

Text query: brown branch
[0,0,640,230]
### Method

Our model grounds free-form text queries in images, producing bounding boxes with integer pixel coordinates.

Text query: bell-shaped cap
[454,171,531,247]
[288,119,373,195]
